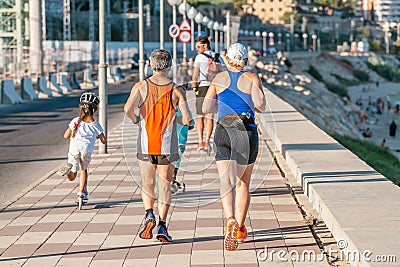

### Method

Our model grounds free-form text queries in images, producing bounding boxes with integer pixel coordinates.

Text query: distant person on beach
[390,121,397,137]
[381,139,386,148]
[362,128,372,138]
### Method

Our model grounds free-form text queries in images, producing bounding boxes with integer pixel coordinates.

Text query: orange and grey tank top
[137,79,178,157]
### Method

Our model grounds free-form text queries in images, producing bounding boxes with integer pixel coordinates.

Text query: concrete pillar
[29,0,43,76]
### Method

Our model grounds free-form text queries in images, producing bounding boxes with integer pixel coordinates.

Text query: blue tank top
[217,71,255,120]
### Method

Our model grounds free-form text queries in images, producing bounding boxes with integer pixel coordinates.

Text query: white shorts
[68,149,92,172]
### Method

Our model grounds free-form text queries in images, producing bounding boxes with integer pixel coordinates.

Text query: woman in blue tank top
[202,43,267,251]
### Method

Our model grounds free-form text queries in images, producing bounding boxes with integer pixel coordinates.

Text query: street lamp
[302,33,308,51]
[167,0,182,83]
[160,0,164,48]
[226,11,230,48]
[262,31,267,56]
[213,21,219,52]
[187,7,197,52]
[285,32,290,52]
[268,32,275,49]
[178,1,190,59]
[312,34,317,52]
[194,12,203,35]
[202,16,210,36]
[207,20,214,40]
[219,23,224,51]
[385,31,392,54]
[294,33,299,51]
[223,24,228,49]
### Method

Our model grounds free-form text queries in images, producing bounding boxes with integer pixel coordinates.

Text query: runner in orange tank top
[124,49,192,243]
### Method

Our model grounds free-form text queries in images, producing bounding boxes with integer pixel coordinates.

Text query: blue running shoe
[138,213,156,239]
[156,224,173,243]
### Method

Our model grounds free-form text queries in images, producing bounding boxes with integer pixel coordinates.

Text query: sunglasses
[196,44,205,49]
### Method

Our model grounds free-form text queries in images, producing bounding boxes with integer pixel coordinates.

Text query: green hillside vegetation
[332,134,400,185]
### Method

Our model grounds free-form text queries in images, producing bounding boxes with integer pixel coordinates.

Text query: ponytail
[71,106,95,138]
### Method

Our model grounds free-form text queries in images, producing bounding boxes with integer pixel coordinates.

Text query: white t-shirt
[68,117,104,153]
[194,50,216,87]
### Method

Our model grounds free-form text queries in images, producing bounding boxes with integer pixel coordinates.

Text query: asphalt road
[0,71,137,206]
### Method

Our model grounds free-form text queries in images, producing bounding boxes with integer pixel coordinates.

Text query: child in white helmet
[57,91,106,207]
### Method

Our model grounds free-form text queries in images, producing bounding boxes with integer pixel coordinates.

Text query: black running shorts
[214,123,259,165]
[137,154,179,165]
[195,86,209,115]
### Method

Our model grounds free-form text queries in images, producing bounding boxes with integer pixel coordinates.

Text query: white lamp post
[207,20,214,40]
[187,7,197,52]
[277,32,282,44]
[302,33,308,51]
[255,31,260,53]
[294,33,299,51]
[262,31,267,56]
[195,12,203,35]
[226,11,230,49]
[167,0,182,83]
[202,16,210,36]
[285,32,291,52]
[312,34,317,52]
[268,32,274,49]
[213,21,219,52]
[160,0,164,48]
[178,1,190,59]
[219,23,224,51]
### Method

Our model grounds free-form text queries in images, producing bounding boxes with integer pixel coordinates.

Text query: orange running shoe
[224,217,239,251]
[237,225,248,243]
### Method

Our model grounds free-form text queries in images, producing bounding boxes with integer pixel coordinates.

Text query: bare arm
[250,73,266,112]
[124,81,145,122]
[192,66,200,89]
[97,133,106,144]
[202,83,218,114]
[64,128,72,139]
[175,87,192,126]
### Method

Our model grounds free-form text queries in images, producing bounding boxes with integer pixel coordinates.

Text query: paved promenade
[0,119,328,266]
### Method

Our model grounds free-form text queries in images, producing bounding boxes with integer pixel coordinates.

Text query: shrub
[366,61,400,82]
[341,59,353,67]
[331,134,400,185]
[332,73,363,86]
[308,65,323,81]
[353,69,369,82]
[324,82,350,99]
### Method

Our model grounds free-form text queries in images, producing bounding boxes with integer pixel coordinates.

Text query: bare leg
[235,163,254,226]
[138,160,157,211]
[216,160,236,219]
[157,163,175,221]
[78,169,88,193]
[205,115,214,141]
[197,116,204,144]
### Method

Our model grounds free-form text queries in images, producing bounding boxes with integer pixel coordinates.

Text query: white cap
[227,43,248,60]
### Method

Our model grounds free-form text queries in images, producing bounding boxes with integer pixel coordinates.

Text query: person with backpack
[192,36,225,151]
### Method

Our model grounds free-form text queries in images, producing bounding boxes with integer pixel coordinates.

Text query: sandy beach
[347,81,400,159]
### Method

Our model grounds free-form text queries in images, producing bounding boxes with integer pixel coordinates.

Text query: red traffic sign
[169,24,180,38]
[178,31,191,43]
[179,19,191,31]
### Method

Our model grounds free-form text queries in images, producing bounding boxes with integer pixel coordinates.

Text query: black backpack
[202,52,226,82]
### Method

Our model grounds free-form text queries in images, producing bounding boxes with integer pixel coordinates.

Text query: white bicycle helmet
[80,91,100,109]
